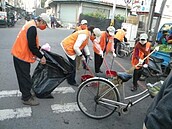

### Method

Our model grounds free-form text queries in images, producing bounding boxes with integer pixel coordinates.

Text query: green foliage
[152,44,172,53]
[114,14,125,22]
[84,11,106,19]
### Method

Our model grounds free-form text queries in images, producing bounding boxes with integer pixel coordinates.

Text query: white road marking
[51,102,82,113]
[0,107,32,121]
[0,87,75,98]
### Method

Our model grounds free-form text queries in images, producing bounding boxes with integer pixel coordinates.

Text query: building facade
[45,0,127,26]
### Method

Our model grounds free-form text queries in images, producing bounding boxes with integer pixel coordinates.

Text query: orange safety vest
[93,31,114,54]
[114,29,125,42]
[11,20,39,63]
[61,30,90,56]
[93,40,102,55]
[131,42,151,69]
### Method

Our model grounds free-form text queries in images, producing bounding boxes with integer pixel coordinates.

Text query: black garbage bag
[32,50,73,98]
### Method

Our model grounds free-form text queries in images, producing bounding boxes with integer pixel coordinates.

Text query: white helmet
[139,33,148,45]
[93,28,101,42]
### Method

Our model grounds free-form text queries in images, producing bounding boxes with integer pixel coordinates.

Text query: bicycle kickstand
[120,101,132,115]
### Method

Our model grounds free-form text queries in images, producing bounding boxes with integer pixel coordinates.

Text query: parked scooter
[140,55,172,81]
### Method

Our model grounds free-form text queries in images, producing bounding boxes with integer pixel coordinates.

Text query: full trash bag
[32,50,74,98]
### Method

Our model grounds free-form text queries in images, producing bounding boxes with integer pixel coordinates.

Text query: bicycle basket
[145,76,164,97]
[145,76,165,84]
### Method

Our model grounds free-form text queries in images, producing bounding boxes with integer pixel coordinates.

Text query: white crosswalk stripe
[0,86,77,121]
[0,107,32,121]
[51,102,80,113]
[0,87,75,98]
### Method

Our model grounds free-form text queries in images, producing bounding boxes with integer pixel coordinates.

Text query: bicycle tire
[116,43,126,58]
[77,77,120,119]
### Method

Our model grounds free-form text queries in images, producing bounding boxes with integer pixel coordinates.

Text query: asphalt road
[0,19,153,129]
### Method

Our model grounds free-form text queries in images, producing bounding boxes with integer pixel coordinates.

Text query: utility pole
[152,0,167,44]
[147,0,167,44]
[146,0,157,37]
[110,0,116,26]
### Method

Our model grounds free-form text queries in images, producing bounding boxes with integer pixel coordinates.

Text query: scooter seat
[117,72,132,82]
[150,56,164,63]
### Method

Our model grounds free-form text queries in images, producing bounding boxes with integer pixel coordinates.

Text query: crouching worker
[11,13,51,106]
[131,33,151,91]
[61,26,94,86]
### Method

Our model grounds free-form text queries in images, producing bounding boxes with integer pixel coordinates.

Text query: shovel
[127,47,158,74]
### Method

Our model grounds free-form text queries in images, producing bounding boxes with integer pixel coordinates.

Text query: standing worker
[61,26,94,86]
[131,33,151,91]
[114,28,127,54]
[91,26,116,74]
[11,13,51,106]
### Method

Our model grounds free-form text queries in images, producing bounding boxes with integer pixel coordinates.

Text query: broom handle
[135,48,156,67]
[110,56,114,70]
[103,56,113,77]
[83,59,94,76]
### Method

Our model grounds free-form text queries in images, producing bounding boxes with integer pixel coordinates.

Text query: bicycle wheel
[116,43,126,58]
[77,77,120,119]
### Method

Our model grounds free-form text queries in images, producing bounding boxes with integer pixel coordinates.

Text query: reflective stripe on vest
[62,30,89,56]
[11,20,39,63]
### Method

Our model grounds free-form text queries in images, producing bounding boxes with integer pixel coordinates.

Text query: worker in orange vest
[75,19,88,32]
[11,13,51,106]
[61,26,94,86]
[92,26,116,74]
[131,33,151,91]
[114,28,127,54]
[74,19,88,70]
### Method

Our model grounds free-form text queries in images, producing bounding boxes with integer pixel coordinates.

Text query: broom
[127,47,158,74]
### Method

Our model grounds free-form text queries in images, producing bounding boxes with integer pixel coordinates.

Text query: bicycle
[116,42,133,58]
[76,72,152,119]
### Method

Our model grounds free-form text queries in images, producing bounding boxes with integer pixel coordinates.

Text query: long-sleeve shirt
[27,26,43,59]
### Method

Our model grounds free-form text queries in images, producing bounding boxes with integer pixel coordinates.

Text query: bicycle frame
[98,78,150,111]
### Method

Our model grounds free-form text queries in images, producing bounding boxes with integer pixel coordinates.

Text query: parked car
[0,11,7,27]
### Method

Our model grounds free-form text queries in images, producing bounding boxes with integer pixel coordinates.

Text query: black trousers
[114,38,120,54]
[66,55,76,85]
[94,52,103,73]
[13,56,32,101]
[133,68,143,87]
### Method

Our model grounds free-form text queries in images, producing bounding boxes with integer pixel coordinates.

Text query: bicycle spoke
[77,78,120,119]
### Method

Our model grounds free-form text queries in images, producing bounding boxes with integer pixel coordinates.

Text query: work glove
[154,46,160,51]
[143,64,148,68]
[87,55,93,60]
[41,43,51,51]
[40,56,46,64]
[112,52,117,57]
[81,55,86,61]
[139,59,144,65]
[99,51,104,58]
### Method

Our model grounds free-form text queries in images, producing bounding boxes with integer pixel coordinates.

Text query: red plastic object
[81,74,94,82]
[106,70,117,78]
